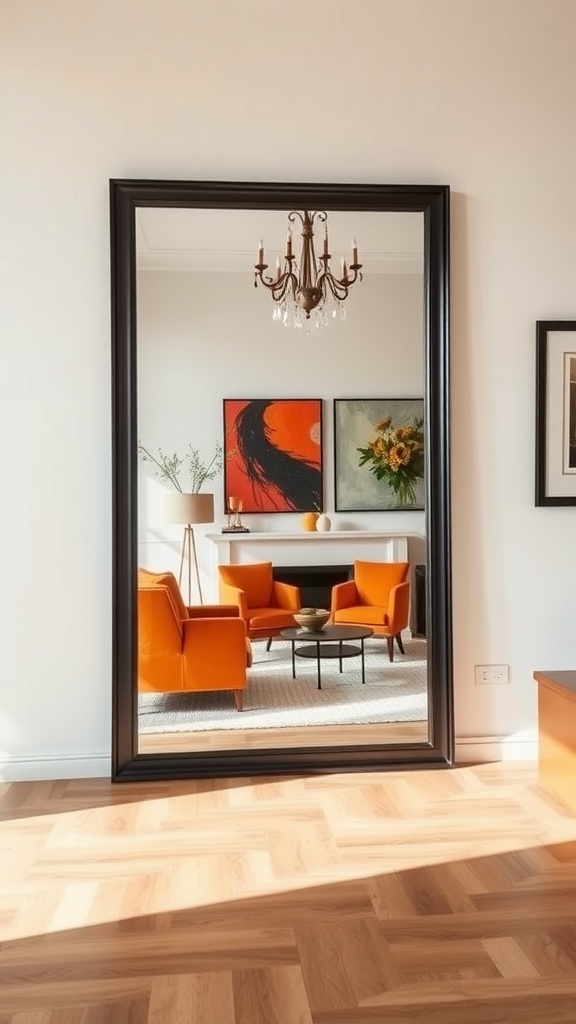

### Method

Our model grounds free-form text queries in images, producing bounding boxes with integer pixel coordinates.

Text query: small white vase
[316,513,332,532]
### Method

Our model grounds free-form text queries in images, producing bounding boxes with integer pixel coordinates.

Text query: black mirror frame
[110,179,453,781]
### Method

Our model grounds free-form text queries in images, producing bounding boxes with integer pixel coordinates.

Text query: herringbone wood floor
[1,763,576,1022]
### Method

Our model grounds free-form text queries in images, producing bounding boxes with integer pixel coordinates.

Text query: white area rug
[138,635,428,733]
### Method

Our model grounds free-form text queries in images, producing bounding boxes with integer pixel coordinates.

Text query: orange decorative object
[301,511,319,531]
[330,560,410,662]
[218,561,301,649]
[137,569,251,710]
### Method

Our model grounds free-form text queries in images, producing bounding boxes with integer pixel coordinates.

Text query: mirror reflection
[135,206,429,755]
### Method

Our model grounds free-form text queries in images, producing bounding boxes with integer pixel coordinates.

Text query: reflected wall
[136,209,425,581]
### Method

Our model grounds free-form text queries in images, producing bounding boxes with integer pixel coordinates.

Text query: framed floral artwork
[223,398,323,513]
[334,398,425,511]
[535,320,576,506]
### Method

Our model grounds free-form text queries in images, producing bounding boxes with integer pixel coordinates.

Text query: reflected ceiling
[136,208,424,275]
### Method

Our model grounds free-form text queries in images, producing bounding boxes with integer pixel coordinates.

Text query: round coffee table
[279,624,374,690]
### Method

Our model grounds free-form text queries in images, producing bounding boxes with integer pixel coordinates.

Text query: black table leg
[338,640,343,673]
[291,641,296,679]
[361,638,366,684]
[316,642,322,689]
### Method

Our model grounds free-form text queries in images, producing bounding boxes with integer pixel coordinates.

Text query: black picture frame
[536,320,576,506]
[334,397,425,512]
[110,178,453,781]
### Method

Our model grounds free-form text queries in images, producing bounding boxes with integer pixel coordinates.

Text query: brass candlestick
[227,496,237,529]
[222,495,250,533]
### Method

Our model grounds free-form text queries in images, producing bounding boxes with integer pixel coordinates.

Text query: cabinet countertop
[534,670,576,698]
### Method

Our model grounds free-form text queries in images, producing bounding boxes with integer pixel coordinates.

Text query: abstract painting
[223,398,323,513]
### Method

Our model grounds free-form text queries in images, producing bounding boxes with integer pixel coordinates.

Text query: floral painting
[223,398,323,513]
[334,398,425,511]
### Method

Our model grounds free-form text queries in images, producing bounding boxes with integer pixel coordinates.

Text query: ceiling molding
[137,250,423,275]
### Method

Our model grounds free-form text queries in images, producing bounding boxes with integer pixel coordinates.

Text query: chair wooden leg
[386,636,394,662]
[266,637,273,652]
[396,633,405,654]
[234,690,244,712]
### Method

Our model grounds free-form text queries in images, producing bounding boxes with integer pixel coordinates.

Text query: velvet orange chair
[330,560,410,662]
[218,561,301,649]
[138,569,252,710]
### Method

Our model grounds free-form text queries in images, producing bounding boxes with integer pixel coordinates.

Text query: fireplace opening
[273,564,353,609]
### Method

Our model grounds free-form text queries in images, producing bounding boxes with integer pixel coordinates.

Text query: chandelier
[254,210,362,329]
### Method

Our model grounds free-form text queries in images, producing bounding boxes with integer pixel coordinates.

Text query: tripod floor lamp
[165,492,215,605]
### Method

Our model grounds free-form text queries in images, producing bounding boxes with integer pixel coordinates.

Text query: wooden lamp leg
[177,525,202,605]
[177,527,188,599]
[189,526,202,604]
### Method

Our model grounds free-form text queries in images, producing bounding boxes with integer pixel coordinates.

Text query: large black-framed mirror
[110,178,452,781]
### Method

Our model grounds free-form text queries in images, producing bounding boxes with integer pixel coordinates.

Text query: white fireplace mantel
[204,530,417,602]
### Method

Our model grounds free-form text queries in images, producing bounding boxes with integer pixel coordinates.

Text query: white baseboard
[0,753,110,782]
[0,734,538,782]
[455,733,538,764]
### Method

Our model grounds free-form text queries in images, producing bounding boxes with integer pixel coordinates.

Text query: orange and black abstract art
[223,399,323,513]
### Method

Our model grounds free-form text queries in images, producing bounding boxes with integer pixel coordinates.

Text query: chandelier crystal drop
[254,210,362,329]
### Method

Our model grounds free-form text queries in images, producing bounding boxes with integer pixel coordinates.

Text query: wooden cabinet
[534,670,576,812]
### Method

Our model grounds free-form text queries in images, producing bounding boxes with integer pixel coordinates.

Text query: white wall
[136,267,425,585]
[2,0,576,778]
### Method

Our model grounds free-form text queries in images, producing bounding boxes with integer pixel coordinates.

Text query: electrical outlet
[474,664,510,686]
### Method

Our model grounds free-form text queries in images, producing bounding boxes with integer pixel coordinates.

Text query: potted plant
[138,440,222,524]
[138,440,223,603]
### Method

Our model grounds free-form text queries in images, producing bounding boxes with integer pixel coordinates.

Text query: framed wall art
[223,398,323,513]
[334,397,425,511]
[535,320,576,506]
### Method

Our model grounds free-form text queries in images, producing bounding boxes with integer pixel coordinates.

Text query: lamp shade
[164,492,215,525]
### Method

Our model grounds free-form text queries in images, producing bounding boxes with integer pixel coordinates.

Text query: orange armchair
[138,569,251,710]
[330,560,410,662]
[218,561,301,648]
